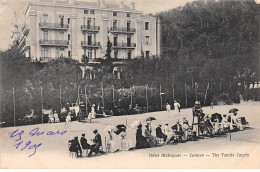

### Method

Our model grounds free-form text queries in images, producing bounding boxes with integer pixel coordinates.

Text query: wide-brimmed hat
[195,101,199,105]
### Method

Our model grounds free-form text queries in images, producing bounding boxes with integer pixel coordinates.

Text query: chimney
[130,2,135,10]
[120,1,124,9]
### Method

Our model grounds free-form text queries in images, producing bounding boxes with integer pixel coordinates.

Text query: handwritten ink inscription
[9,127,67,157]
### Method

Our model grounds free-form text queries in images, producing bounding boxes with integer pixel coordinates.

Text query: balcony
[39,22,69,30]
[39,40,69,47]
[40,57,55,63]
[81,25,100,32]
[110,27,136,34]
[112,43,136,49]
[81,41,101,48]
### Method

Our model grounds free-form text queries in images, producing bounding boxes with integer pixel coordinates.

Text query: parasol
[115,124,127,135]
[145,117,156,122]
[211,113,223,122]
[104,125,117,132]
[130,121,141,129]
[229,108,239,113]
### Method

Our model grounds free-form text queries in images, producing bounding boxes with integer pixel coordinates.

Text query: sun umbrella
[145,117,156,122]
[115,124,127,135]
[116,124,127,130]
[229,108,239,113]
[104,125,117,132]
[211,113,223,122]
[130,121,141,129]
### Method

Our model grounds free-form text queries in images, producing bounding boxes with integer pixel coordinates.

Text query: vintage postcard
[0,0,260,169]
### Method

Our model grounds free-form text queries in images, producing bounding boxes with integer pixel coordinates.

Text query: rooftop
[25,0,142,15]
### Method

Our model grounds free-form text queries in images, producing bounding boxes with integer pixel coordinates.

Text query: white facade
[18,0,161,63]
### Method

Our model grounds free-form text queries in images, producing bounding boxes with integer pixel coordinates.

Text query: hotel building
[18,0,161,77]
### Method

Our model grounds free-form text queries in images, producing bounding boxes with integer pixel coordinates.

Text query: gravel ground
[0,102,260,169]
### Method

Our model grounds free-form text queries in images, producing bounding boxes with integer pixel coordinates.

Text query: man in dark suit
[172,120,183,140]
[69,136,82,157]
[156,124,167,142]
[80,133,90,150]
[88,129,105,157]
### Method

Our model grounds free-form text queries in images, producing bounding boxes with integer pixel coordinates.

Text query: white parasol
[130,120,141,129]
[104,125,117,132]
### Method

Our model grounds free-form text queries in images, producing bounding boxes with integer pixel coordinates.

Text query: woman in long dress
[135,124,150,149]
[144,123,157,147]
[106,131,119,153]
[182,118,189,141]
[120,128,134,151]
[164,123,175,143]
[174,101,180,116]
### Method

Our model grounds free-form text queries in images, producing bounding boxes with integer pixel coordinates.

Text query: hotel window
[146,51,150,58]
[59,15,64,27]
[113,12,117,16]
[88,49,92,59]
[90,10,95,14]
[145,36,150,45]
[145,22,149,30]
[68,34,70,41]
[68,18,70,24]
[43,14,48,23]
[60,48,64,57]
[114,50,118,59]
[60,31,64,40]
[43,48,48,58]
[87,18,91,28]
[113,35,118,46]
[43,31,48,40]
[94,49,97,59]
[84,10,89,14]
[127,50,131,59]
[113,20,117,28]
[127,13,131,17]
[68,51,71,57]
[127,20,131,31]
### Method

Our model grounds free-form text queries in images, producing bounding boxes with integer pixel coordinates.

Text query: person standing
[65,112,72,130]
[174,100,180,116]
[166,103,171,118]
[91,104,96,119]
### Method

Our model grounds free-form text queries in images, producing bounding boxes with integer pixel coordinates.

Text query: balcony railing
[39,22,69,30]
[81,25,100,32]
[40,57,69,63]
[81,41,101,48]
[39,40,69,47]
[112,43,136,49]
[110,27,136,34]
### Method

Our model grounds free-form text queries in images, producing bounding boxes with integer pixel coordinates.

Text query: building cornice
[25,2,143,14]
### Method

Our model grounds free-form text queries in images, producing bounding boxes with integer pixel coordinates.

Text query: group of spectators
[68,101,248,158]
[48,111,60,123]
[69,129,105,157]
